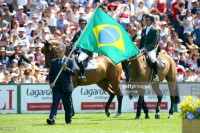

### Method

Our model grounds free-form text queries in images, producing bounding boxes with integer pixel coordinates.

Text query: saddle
[73,56,98,70]
[145,54,165,70]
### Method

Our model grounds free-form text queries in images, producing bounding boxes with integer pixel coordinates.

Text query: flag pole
[52,44,77,86]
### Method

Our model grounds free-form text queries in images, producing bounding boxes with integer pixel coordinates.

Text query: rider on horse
[139,14,159,81]
[70,17,93,81]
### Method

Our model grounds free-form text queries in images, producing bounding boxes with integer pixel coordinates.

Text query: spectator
[160,21,170,37]
[21,68,35,83]
[159,34,169,50]
[33,65,45,83]
[191,21,200,47]
[35,47,45,66]
[0,47,10,68]
[188,53,199,71]
[194,11,200,28]
[16,6,27,26]
[17,27,30,48]
[0,70,10,84]
[118,4,131,28]
[194,70,200,82]
[179,52,190,68]
[9,45,31,66]
[155,0,167,21]
[28,29,38,44]
[0,12,8,28]
[176,67,184,82]
[176,2,186,40]
[46,5,58,34]
[107,2,118,20]
[8,72,19,84]
[28,53,36,65]
[3,6,13,23]
[172,0,180,32]
[25,20,35,36]
[31,14,39,29]
[183,9,194,40]
[84,4,93,21]
[27,43,36,54]
[56,12,69,34]
[10,20,20,34]
[8,59,19,73]
[135,0,148,23]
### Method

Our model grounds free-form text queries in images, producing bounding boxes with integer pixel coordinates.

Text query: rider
[70,17,93,81]
[139,14,159,81]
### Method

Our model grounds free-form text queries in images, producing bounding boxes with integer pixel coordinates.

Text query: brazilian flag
[76,7,139,64]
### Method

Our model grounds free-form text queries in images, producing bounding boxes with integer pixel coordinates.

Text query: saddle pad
[73,59,98,70]
[157,57,165,70]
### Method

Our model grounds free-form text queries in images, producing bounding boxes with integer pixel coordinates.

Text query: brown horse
[42,40,123,117]
[130,52,179,119]
[73,55,123,117]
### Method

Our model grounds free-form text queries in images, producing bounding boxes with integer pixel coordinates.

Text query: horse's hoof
[105,111,111,117]
[168,114,173,119]
[113,113,121,118]
[155,114,160,119]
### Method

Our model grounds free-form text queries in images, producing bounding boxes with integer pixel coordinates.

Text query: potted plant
[180,96,200,133]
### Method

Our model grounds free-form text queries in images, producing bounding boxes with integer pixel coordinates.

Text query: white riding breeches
[148,48,157,63]
[78,51,89,63]
[140,47,157,63]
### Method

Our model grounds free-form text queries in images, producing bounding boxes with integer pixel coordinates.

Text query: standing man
[139,14,159,82]
[47,44,75,125]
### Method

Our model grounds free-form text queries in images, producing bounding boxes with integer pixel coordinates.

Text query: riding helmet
[145,14,154,22]
[78,17,87,24]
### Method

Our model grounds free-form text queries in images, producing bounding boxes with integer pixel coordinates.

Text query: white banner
[20,84,65,113]
[73,84,171,113]
[0,85,17,114]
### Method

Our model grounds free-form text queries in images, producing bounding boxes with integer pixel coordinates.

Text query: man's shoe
[153,75,159,82]
[66,121,71,124]
[134,116,139,120]
[145,115,150,119]
[46,118,55,125]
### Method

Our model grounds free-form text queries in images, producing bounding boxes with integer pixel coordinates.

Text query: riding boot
[153,62,159,81]
[78,61,86,81]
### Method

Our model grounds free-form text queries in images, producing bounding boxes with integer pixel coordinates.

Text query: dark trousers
[49,88,73,123]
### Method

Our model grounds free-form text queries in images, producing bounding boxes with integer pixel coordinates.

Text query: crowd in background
[0,0,200,84]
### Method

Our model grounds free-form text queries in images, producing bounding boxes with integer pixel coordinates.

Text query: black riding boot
[78,61,86,81]
[153,62,159,81]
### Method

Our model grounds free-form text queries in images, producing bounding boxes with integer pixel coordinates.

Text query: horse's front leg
[113,95,123,118]
[105,93,115,117]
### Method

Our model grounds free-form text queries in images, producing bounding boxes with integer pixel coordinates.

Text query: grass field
[0,113,182,133]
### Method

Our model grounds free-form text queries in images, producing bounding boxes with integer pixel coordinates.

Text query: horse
[41,40,61,68]
[42,40,123,117]
[129,52,179,119]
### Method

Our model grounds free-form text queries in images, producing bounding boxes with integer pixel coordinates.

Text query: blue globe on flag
[98,27,120,44]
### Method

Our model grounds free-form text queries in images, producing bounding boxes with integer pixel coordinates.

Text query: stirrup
[153,75,159,81]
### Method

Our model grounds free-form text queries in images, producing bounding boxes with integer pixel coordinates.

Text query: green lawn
[0,113,182,133]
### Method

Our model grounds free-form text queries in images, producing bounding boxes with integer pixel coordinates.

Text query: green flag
[76,7,139,64]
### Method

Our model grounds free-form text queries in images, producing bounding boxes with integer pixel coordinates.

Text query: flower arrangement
[180,96,200,119]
